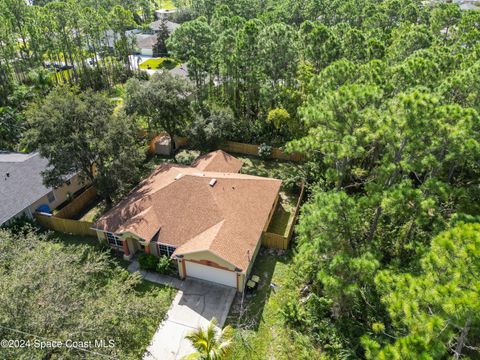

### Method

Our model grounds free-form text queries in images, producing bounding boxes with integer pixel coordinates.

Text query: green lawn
[75,198,107,222]
[236,154,304,181]
[226,249,321,359]
[267,194,297,236]
[155,0,176,10]
[139,57,178,70]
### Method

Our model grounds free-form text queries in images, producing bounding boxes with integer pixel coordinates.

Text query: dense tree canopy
[26,87,145,205]
[2,0,480,358]
[124,72,193,152]
[363,223,480,359]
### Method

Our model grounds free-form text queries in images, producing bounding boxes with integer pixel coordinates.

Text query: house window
[106,232,123,247]
[158,243,176,257]
[47,191,55,203]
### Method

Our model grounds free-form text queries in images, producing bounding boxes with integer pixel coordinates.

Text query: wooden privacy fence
[221,141,305,162]
[35,213,96,237]
[148,134,305,162]
[55,186,98,219]
[262,232,289,250]
[262,181,306,250]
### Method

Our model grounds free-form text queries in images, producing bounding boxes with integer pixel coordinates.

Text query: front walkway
[128,260,183,289]
[127,260,236,360]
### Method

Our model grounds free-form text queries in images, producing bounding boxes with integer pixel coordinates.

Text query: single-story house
[134,20,179,56]
[93,150,281,291]
[0,152,85,226]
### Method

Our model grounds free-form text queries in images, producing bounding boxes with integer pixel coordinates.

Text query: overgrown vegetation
[0,227,175,359]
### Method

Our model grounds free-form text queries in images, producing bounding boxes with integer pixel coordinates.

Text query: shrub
[175,151,197,165]
[281,174,302,193]
[280,301,306,328]
[267,108,291,130]
[258,143,273,159]
[161,58,177,70]
[138,253,158,271]
[156,255,175,274]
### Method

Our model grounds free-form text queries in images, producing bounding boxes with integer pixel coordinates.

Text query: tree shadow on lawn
[43,231,131,268]
[225,248,291,332]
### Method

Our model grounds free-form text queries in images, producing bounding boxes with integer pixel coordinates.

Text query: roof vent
[175,173,183,180]
[209,178,217,187]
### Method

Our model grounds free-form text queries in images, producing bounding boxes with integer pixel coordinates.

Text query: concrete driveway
[143,278,236,360]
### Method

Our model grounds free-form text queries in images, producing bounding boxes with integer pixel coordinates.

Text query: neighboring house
[135,34,157,56]
[134,20,179,56]
[168,63,189,79]
[0,152,85,226]
[93,150,281,291]
[149,19,180,34]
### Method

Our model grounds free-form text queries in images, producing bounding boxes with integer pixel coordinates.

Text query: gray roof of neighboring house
[169,63,189,79]
[0,152,60,225]
[149,20,180,33]
[136,34,157,50]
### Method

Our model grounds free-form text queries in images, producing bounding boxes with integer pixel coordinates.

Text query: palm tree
[183,318,234,360]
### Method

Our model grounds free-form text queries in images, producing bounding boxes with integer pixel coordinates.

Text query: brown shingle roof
[93,152,281,271]
[192,150,243,173]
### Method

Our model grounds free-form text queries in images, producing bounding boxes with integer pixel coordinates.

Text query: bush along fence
[262,181,306,250]
[35,186,97,237]
[148,134,305,162]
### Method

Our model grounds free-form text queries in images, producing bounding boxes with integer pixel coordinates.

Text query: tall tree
[167,17,216,90]
[363,223,480,359]
[0,226,173,359]
[124,73,193,153]
[152,17,170,57]
[26,87,145,206]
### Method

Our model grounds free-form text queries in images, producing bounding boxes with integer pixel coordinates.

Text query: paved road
[143,278,236,360]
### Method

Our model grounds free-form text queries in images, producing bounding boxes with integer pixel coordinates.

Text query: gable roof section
[93,152,281,271]
[149,20,180,33]
[192,150,243,173]
[0,152,57,225]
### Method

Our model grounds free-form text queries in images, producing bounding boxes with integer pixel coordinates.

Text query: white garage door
[185,261,237,288]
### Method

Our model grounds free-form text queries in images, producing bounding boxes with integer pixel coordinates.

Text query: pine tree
[153,17,170,57]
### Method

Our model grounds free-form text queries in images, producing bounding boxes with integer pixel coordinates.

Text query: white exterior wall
[185,261,237,288]
[140,48,153,56]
